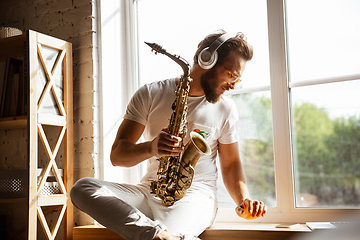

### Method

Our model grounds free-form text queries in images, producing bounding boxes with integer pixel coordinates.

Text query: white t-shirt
[124,78,239,189]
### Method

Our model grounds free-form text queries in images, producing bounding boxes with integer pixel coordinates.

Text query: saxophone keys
[160,183,167,191]
[179,164,194,177]
[175,190,185,200]
[150,181,157,194]
[178,176,192,189]
[163,196,175,206]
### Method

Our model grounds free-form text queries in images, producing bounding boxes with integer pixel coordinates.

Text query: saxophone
[145,42,211,206]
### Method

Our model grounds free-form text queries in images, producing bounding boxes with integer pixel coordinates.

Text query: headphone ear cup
[198,47,218,69]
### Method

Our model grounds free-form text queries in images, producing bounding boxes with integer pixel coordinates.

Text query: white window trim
[99,0,141,184]
[100,0,360,223]
[290,74,360,88]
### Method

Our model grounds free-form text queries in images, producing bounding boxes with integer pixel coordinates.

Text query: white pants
[70,177,217,240]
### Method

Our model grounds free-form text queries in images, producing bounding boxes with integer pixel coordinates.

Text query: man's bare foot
[153,230,180,240]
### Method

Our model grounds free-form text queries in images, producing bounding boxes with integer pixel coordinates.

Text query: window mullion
[267,0,294,214]
[289,73,360,88]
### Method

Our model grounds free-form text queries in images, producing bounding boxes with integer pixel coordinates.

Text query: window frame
[100,0,360,223]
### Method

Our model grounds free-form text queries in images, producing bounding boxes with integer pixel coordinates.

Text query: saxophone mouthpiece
[145,41,191,78]
[145,41,166,55]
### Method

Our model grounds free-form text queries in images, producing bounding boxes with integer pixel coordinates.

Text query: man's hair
[193,30,253,67]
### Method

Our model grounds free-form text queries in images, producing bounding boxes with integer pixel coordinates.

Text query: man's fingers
[262,205,267,217]
[252,201,258,217]
[247,199,253,214]
[237,199,267,220]
[158,148,181,156]
[235,205,244,215]
[159,132,182,145]
[157,140,182,149]
[252,201,266,217]
[258,202,265,217]
[151,130,183,158]
[155,131,183,156]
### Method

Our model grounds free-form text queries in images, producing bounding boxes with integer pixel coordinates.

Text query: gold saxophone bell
[174,131,211,195]
[181,132,211,168]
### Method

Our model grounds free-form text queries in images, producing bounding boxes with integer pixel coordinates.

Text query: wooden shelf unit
[0,30,73,240]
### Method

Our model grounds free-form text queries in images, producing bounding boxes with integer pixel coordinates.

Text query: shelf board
[0,33,26,61]
[0,116,27,129]
[0,198,27,203]
[38,194,68,206]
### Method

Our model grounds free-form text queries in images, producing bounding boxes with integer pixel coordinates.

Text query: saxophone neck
[145,42,191,78]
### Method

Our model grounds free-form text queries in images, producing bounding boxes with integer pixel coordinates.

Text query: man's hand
[150,128,183,158]
[235,198,267,220]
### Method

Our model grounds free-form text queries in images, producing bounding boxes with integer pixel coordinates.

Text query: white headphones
[198,33,231,69]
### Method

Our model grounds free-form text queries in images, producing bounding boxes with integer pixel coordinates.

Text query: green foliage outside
[232,93,276,206]
[294,104,360,207]
[231,93,360,208]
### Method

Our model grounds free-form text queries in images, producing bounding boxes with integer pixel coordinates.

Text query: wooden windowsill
[73,222,312,240]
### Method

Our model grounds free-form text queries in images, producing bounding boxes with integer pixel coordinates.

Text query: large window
[99,0,360,223]
[286,0,360,208]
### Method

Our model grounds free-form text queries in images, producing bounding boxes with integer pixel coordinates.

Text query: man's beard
[200,68,225,104]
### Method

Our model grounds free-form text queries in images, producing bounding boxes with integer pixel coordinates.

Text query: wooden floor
[74,225,125,240]
[73,222,312,240]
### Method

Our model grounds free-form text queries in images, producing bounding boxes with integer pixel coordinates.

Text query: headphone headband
[207,33,231,54]
[198,33,231,69]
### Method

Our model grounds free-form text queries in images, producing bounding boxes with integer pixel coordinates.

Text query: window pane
[218,91,276,208]
[286,0,360,81]
[291,80,360,208]
[137,0,270,88]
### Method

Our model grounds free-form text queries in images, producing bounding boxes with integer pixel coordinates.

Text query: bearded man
[71,30,267,240]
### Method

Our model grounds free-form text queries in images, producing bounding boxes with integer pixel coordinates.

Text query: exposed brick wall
[0,0,99,230]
